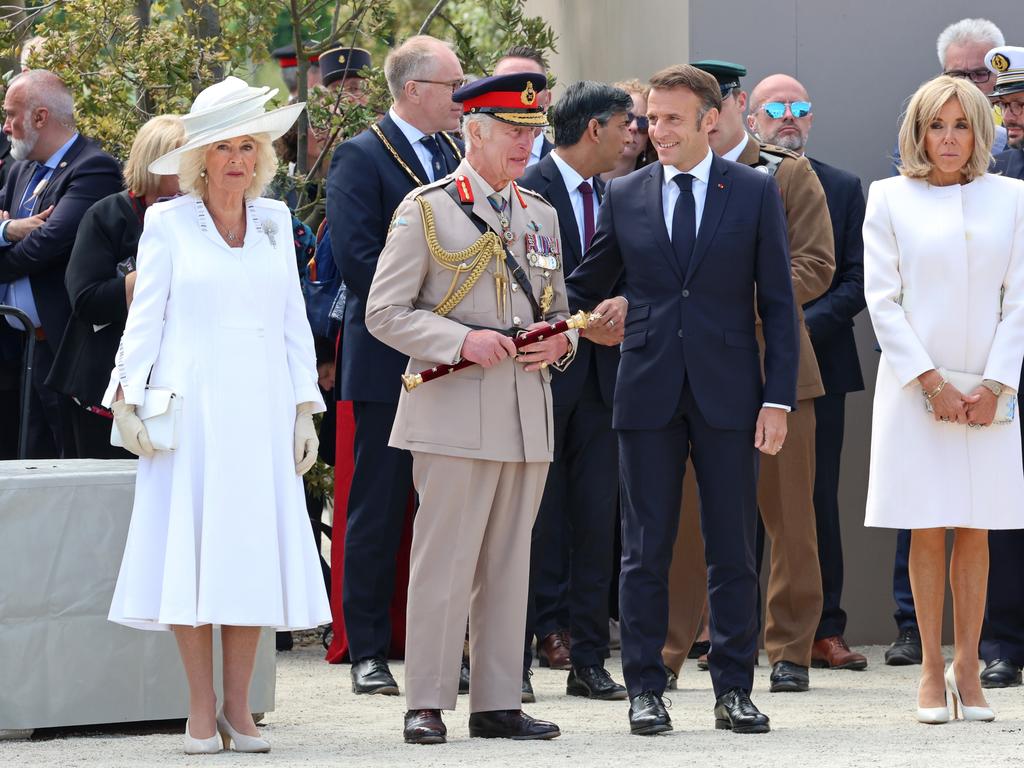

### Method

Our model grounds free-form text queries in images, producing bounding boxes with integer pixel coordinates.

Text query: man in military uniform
[366,72,582,744]
[662,60,835,694]
[319,46,373,105]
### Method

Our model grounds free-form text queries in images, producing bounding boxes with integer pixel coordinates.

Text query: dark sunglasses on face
[944,68,991,84]
[994,99,1024,117]
[626,112,649,132]
[761,100,812,119]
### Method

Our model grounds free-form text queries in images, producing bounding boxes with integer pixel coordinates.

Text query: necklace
[208,207,245,246]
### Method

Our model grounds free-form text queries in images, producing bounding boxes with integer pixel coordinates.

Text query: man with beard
[747,73,868,672]
[978,44,1024,690]
[0,69,122,458]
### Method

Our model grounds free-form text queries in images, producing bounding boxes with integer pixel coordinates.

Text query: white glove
[294,402,319,475]
[111,400,155,458]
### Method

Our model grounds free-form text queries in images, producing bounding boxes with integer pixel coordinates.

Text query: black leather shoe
[468,709,560,740]
[459,657,470,694]
[665,666,678,690]
[522,669,535,703]
[567,665,627,700]
[351,656,400,695]
[980,659,1023,689]
[884,627,922,666]
[404,709,446,744]
[714,689,770,734]
[769,661,809,692]
[628,691,672,735]
[688,639,711,659]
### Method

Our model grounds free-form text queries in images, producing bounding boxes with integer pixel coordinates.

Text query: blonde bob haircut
[123,115,186,198]
[177,133,278,199]
[898,75,994,182]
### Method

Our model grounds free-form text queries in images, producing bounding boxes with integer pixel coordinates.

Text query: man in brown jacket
[662,60,834,693]
[366,72,586,744]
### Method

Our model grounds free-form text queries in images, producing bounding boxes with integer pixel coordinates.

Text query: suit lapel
[594,175,606,203]
[379,114,430,186]
[685,155,731,285]
[32,136,87,214]
[539,157,582,271]
[643,163,683,283]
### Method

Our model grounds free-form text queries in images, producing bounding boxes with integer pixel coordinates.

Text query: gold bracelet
[925,379,947,400]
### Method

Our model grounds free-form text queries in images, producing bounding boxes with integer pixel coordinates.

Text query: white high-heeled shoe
[183,719,221,754]
[945,665,995,722]
[217,710,271,753]
[916,696,950,725]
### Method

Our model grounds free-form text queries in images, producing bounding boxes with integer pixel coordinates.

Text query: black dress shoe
[567,665,628,700]
[665,665,678,690]
[522,669,536,703]
[468,709,560,740]
[459,657,470,694]
[628,691,672,735]
[714,689,770,734]
[884,627,922,666]
[275,630,294,651]
[769,661,809,693]
[404,709,446,744]
[980,659,1023,689]
[688,639,711,659]
[351,656,400,695]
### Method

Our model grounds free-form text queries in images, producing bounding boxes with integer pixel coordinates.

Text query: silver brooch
[262,219,278,248]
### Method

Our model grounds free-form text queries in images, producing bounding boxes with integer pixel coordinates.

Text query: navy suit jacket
[0,135,122,353]
[327,114,462,403]
[518,153,618,407]
[566,154,798,431]
[803,157,866,394]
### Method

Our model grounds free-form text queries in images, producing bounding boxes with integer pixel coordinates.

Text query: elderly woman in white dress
[105,78,331,754]
[864,74,1024,725]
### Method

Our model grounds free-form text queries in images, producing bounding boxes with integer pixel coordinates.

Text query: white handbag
[110,387,183,450]
[924,369,1017,425]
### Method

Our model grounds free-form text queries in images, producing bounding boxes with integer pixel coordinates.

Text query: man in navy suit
[566,64,798,735]
[748,74,868,671]
[977,44,1024,690]
[0,70,122,458]
[517,80,633,702]
[493,46,554,167]
[327,34,464,695]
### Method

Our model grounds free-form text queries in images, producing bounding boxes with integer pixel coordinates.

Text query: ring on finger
[608,319,615,327]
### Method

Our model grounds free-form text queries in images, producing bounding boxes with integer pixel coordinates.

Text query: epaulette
[403,172,457,203]
[758,142,802,160]
[515,183,552,207]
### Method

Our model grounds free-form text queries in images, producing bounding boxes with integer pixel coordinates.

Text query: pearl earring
[200,168,206,178]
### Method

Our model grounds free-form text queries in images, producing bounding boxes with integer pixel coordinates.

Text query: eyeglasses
[412,78,467,94]
[760,100,812,119]
[626,112,649,132]
[994,99,1024,117]
[943,68,991,84]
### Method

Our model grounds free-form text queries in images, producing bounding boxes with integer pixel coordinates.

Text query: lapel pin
[717,183,726,189]
[59,161,67,168]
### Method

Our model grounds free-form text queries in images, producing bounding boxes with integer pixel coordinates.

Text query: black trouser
[342,400,414,661]
[26,340,72,459]
[524,370,618,670]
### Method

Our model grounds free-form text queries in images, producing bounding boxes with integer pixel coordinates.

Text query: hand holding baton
[401,310,600,391]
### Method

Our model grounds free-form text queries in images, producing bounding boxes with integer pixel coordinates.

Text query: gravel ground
[3,644,1024,767]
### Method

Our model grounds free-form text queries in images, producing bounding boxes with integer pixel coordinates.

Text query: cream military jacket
[366,157,577,462]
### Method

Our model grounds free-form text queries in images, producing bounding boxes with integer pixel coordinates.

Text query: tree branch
[418,0,448,35]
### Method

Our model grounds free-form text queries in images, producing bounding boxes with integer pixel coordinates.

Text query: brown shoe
[811,635,868,670]
[537,630,571,670]
[404,709,446,744]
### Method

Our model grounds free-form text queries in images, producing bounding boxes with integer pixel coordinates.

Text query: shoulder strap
[756,151,784,177]
[443,181,543,323]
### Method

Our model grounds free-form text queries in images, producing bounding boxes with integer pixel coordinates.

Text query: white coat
[108,194,331,630]
[863,173,1024,530]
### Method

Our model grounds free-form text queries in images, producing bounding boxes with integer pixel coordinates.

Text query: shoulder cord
[371,124,424,186]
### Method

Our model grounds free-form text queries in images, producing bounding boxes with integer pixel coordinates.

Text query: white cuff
[762,402,792,412]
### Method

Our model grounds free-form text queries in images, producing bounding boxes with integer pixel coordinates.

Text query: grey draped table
[0,460,275,730]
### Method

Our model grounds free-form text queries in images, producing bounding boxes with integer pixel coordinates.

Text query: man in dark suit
[326,34,464,695]
[0,69,122,458]
[566,64,798,735]
[517,80,632,702]
[748,73,868,671]
[977,44,1024,690]
[493,46,553,167]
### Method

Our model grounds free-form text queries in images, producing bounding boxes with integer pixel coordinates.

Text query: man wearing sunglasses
[975,44,1024,692]
[748,74,869,674]
[661,59,834,697]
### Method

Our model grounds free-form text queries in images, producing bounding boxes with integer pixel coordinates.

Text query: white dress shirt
[721,133,749,163]
[549,150,599,252]
[388,107,439,183]
[526,131,547,168]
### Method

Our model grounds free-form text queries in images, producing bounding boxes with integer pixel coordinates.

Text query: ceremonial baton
[401,310,600,392]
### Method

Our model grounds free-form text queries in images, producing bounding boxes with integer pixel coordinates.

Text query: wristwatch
[981,379,1004,397]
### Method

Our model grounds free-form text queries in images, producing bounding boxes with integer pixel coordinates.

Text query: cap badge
[991,53,1010,73]
[521,81,537,106]
[339,54,346,64]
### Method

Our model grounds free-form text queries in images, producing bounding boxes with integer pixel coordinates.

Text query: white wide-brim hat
[149,76,305,175]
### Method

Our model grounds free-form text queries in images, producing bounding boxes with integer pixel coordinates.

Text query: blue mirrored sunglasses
[626,112,649,132]
[761,100,812,119]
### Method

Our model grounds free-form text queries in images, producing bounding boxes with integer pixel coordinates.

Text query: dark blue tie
[671,173,696,276]
[420,135,445,181]
[18,163,50,218]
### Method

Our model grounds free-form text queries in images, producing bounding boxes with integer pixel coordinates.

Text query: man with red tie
[517,80,633,702]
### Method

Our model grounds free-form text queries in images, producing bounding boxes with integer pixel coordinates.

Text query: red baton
[401,310,599,392]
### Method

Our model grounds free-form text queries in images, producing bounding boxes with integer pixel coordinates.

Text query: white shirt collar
[721,133,749,163]
[530,132,546,161]
[550,149,592,193]
[662,147,714,188]
[389,106,428,147]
